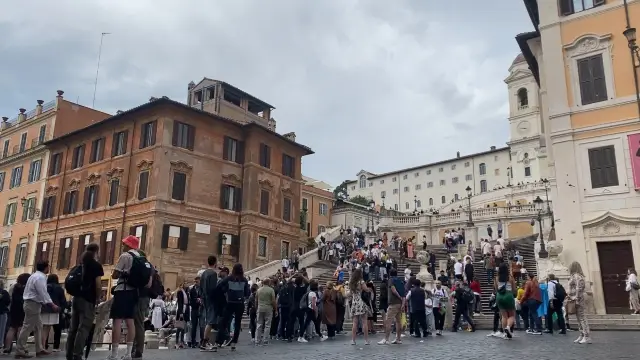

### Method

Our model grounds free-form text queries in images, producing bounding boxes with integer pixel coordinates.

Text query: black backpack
[65,265,83,296]
[461,287,475,303]
[146,269,164,299]
[126,250,152,289]
[299,291,310,309]
[554,281,567,302]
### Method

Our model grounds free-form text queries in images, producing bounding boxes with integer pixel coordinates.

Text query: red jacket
[521,279,541,303]
[470,280,481,294]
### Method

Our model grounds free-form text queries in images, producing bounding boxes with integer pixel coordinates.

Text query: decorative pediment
[564,33,612,56]
[137,160,154,171]
[259,178,274,189]
[221,173,242,186]
[68,179,81,191]
[45,186,58,197]
[281,179,295,196]
[583,211,640,238]
[582,211,640,227]
[106,168,124,180]
[504,69,533,83]
[86,173,101,185]
[170,160,192,173]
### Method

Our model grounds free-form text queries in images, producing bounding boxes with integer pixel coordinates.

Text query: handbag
[565,300,576,315]
[174,319,186,329]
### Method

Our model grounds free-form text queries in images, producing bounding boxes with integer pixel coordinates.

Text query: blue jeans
[527,299,542,331]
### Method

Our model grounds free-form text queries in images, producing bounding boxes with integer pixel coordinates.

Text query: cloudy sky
[0,0,531,187]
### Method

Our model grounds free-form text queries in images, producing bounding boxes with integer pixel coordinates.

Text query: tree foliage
[349,195,371,207]
[333,180,350,200]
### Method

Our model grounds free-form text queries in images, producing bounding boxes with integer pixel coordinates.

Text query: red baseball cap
[122,235,140,250]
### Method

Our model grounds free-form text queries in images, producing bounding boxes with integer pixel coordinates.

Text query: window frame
[28,159,42,183]
[579,137,627,196]
[138,171,150,200]
[282,154,295,178]
[257,236,267,258]
[108,178,120,206]
[171,171,187,201]
[259,143,271,168]
[172,121,195,150]
[283,197,292,222]
[260,190,270,215]
[71,144,85,169]
[139,120,157,149]
[479,163,486,175]
[9,166,22,189]
[89,137,105,163]
[111,130,128,157]
[559,0,606,16]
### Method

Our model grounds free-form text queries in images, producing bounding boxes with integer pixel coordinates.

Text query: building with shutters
[300,176,333,247]
[517,0,640,314]
[36,93,312,292]
[0,91,109,286]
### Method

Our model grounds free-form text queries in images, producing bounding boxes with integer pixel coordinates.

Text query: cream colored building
[518,0,640,314]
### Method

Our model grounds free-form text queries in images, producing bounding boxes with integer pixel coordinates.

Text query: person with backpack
[107,235,152,360]
[452,280,476,333]
[545,274,567,334]
[65,242,104,360]
[378,268,405,345]
[494,263,516,338]
[276,280,293,339]
[213,264,250,351]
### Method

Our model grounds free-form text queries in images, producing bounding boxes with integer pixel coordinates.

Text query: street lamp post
[368,200,376,234]
[622,22,640,119]
[533,196,549,258]
[541,178,555,230]
[413,195,418,212]
[465,186,473,227]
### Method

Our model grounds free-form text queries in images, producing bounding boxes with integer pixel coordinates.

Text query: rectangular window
[260,190,270,215]
[465,174,472,181]
[21,197,36,221]
[0,246,9,269]
[302,198,308,211]
[415,184,422,190]
[0,172,4,191]
[42,196,56,219]
[524,167,531,177]
[438,167,444,172]
[9,166,22,188]
[138,171,149,200]
[19,133,27,152]
[381,190,386,198]
[89,137,105,163]
[426,170,431,175]
[139,121,157,149]
[414,172,419,177]
[451,164,456,170]
[172,172,187,201]
[319,203,328,216]
[28,159,42,183]
[57,237,72,270]
[14,242,27,268]
[172,121,195,150]
[2,140,8,158]
[494,169,500,176]
[109,179,120,206]
[559,0,605,16]
[465,161,470,167]
[111,130,128,156]
[259,143,271,168]
[452,177,459,183]
[220,185,242,211]
[427,182,433,188]
[439,179,445,186]
[588,145,619,188]
[63,190,78,215]
[38,125,47,144]
[3,203,17,225]
[480,180,488,193]
[404,186,409,192]
[71,144,85,169]
[49,153,62,176]
[393,189,398,194]
[258,236,267,257]
[82,185,99,210]
[403,175,408,180]
[577,54,608,105]
[100,230,117,265]
[130,225,147,250]
[380,180,385,184]
[223,136,244,164]
[392,177,397,182]
[282,154,295,177]
[283,197,292,222]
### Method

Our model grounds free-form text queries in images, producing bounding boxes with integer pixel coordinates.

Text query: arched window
[429,198,433,206]
[441,196,446,204]
[479,163,486,175]
[359,175,366,188]
[517,88,528,108]
[480,180,487,193]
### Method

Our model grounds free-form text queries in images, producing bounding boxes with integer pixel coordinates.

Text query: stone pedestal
[443,286,453,329]
[465,226,478,251]
[145,331,160,350]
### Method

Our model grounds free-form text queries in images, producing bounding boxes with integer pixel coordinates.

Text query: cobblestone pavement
[41,330,640,360]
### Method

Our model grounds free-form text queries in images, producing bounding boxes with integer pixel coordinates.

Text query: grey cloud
[0,0,530,186]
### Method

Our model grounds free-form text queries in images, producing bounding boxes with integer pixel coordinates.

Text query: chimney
[1,117,8,130]
[456,151,460,158]
[17,108,26,123]
[490,146,496,151]
[268,118,277,132]
[116,110,123,114]
[36,100,44,115]
[56,90,64,107]
[149,97,158,102]
[283,131,296,142]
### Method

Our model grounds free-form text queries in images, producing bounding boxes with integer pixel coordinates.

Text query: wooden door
[597,241,635,314]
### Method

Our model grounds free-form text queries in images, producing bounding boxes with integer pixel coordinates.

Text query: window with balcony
[172,121,195,150]
[559,0,605,16]
[63,190,78,215]
[89,137,105,163]
[259,143,271,168]
[111,130,128,156]
[140,121,157,149]
[71,144,85,169]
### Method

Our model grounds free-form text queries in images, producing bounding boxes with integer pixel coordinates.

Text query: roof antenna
[92,32,111,108]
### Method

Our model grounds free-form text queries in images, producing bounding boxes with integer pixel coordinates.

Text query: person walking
[199,256,219,351]
[0,281,10,350]
[214,264,250,351]
[254,279,276,345]
[15,261,59,358]
[568,262,591,344]
[188,276,203,347]
[494,263,516,339]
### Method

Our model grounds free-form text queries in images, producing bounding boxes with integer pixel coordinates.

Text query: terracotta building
[37,96,312,291]
[0,91,109,286]
[300,176,333,250]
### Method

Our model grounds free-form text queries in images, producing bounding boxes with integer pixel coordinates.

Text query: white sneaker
[106,356,118,360]
[574,335,584,343]
[579,337,592,344]
[377,339,388,345]
[297,337,307,343]
[486,332,495,337]
[320,335,328,341]
[120,356,132,360]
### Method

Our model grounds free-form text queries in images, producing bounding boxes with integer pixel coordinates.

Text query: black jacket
[188,285,201,310]
[44,283,66,314]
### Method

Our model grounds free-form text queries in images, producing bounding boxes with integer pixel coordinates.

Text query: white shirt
[497,238,505,248]
[425,298,433,315]
[482,242,492,255]
[404,268,412,281]
[281,258,290,268]
[548,280,557,300]
[454,262,464,275]
[493,244,503,256]
[23,271,52,304]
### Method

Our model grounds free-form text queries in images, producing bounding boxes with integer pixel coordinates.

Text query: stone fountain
[415,250,435,291]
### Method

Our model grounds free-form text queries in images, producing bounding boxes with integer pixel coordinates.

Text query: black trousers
[411,310,428,337]
[492,311,500,332]
[299,309,321,338]
[287,308,305,339]
[269,312,279,337]
[215,303,244,345]
[277,308,290,338]
[190,308,204,345]
[546,299,566,333]
[249,313,257,339]
[433,308,445,331]
[336,305,345,332]
[45,322,62,349]
[326,324,336,338]
[453,305,475,330]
